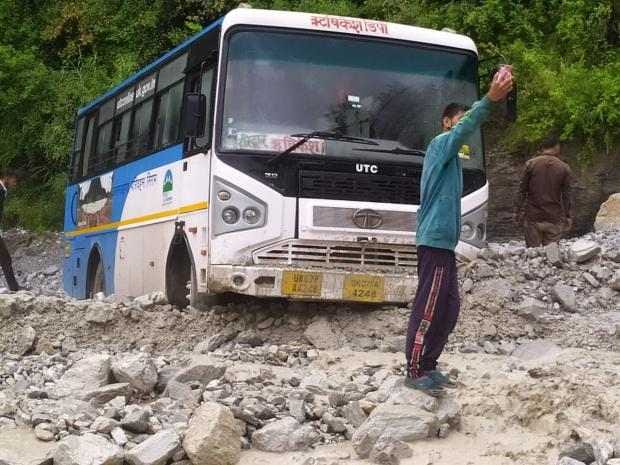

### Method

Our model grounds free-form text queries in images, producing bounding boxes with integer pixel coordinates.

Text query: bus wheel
[166,233,195,308]
[87,249,105,299]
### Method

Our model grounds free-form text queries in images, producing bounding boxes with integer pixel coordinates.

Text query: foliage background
[0,0,618,229]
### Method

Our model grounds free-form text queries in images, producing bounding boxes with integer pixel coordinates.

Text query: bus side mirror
[183,93,206,138]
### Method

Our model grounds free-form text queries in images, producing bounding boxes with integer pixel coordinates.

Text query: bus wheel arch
[165,226,196,308]
[86,245,106,299]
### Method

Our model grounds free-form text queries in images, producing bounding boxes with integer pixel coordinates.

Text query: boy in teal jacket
[405,68,513,395]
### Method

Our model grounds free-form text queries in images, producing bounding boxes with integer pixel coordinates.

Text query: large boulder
[53,433,123,465]
[303,317,343,350]
[54,354,112,398]
[552,283,577,313]
[251,417,319,452]
[112,354,158,394]
[183,402,241,465]
[125,429,180,465]
[594,193,620,232]
[569,240,601,263]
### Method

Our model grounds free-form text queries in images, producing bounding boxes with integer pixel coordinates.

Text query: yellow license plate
[343,274,385,302]
[281,271,323,297]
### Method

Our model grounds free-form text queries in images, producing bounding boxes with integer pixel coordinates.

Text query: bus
[63,7,490,306]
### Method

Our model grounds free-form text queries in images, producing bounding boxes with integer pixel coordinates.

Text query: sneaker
[403,374,445,397]
[426,370,457,388]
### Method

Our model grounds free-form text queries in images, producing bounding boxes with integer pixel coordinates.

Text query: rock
[462,278,474,293]
[569,239,601,263]
[256,317,275,330]
[370,439,413,465]
[342,401,367,428]
[183,402,241,465]
[594,192,620,231]
[252,417,319,452]
[552,283,577,312]
[609,270,620,291]
[304,317,342,350]
[481,321,497,338]
[557,458,586,465]
[92,416,121,434]
[235,330,264,347]
[352,403,439,458]
[43,265,60,276]
[559,439,595,464]
[591,438,614,465]
[224,365,266,384]
[582,272,600,288]
[14,325,36,356]
[607,460,620,465]
[134,294,156,309]
[545,242,562,265]
[125,429,180,465]
[512,341,562,362]
[82,383,131,405]
[379,336,406,353]
[55,354,112,397]
[287,392,307,423]
[111,427,128,446]
[121,405,151,433]
[516,298,547,322]
[53,433,124,465]
[173,360,227,385]
[85,303,116,325]
[322,412,346,433]
[112,354,158,394]
[194,329,238,353]
[165,380,202,408]
[34,422,55,441]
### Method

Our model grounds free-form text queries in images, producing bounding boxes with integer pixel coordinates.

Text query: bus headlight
[460,223,475,240]
[222,207,240,224]
[460,203,488,249]
[217,190,231,201]
[243,207,261,224]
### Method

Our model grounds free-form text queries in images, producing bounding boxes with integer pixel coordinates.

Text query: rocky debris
[82,383,131,406]
[252,417,319,452]
[111,354,158,394]
[304,318,343,350]
[569,239,601,263]
[545,242,563,266]
[369,439,413,465]
[341,401,367,428]
[121,405,151,434]
[516,297,548,321]
[125,429,180,465]
[594,192,620,232]
[85,303,116,325]
[53,433,124,465]
[552,283,577,313]
[194,329,238,353]
[557,458,586,465]
[33,422,55,441]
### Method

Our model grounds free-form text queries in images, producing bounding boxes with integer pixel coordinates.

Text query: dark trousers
[405,245,459,378]
[0,235,19,291]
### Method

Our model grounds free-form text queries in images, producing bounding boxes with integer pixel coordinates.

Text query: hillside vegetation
[0,0,618,229]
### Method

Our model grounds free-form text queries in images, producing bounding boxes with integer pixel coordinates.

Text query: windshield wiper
[354,147,426,157]
[266,131,378,166]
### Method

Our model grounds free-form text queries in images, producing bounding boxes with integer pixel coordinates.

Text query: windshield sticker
[458,144,471,160]
[310,15,389,36]
[233,133,326,155]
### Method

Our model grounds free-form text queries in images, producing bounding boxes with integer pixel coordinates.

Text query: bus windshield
[220,29,483,169]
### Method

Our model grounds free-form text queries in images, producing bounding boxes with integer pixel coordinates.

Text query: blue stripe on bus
[63,144,184,298]
[78,17,224,116]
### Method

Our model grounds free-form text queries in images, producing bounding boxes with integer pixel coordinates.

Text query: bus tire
[165,232,196,308]
[87,249,105,299]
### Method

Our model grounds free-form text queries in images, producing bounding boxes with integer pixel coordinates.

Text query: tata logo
[356,163,378,174]
[352,209,383,229]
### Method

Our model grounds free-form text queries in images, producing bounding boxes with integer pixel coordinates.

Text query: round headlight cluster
[243,207,261,224]
[222,207,239,224]
[461,222,475,240]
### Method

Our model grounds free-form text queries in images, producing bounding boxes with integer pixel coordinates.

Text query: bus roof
[79,8,477,116]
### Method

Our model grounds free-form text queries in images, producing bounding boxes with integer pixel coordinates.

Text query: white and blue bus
[63,8,490,306]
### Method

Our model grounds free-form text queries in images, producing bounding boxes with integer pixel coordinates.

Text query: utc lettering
[355,163,378,174]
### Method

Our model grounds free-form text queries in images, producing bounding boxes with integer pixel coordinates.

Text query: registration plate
[281,271,323,297]
[343,274,385,302]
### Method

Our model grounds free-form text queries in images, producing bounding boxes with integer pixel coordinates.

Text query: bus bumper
[208,265,416,304]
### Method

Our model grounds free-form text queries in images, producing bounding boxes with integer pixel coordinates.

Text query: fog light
[476,224,486,240]
[461,222,475,239]
[217,190,231,201]
[243,207,261,224]
[222,207,239,224]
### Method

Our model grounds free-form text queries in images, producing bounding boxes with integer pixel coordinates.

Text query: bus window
[71,117,85,180]
[154,81,184,149]
[81,115,96,177]
[132,100,154,157]
[196,65,215,147]
[114,110,132,163]
[95,120,114,172]
[158,54,187,90]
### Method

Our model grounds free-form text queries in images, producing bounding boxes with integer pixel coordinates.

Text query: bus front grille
[253,240,417,271]
[299,170,421,204]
